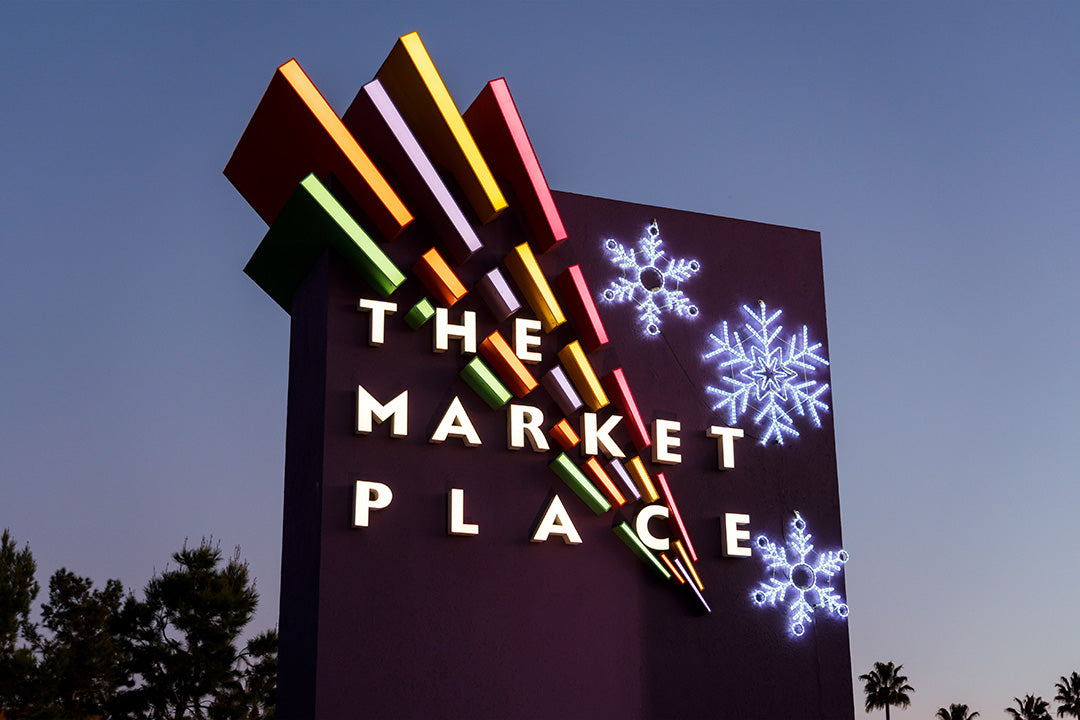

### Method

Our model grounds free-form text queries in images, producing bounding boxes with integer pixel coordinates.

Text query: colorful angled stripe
[342,79,481,262]
[479,331,538,398]
[656,473,697,562]
[464,77,567,252]
[549,419,580,451]
[603,368,651,452]
[504,243,566,332]
[244,174,405,312]
[613,522,671,580]
[376,32,507,223]
[626,457,660,503]
[414,247,467,307]
[557,265,608,352]
[224,59,412,240]
[557,341,609,411]
[549,453,610,515]
[582,457,626,507]
[460,357,512,410]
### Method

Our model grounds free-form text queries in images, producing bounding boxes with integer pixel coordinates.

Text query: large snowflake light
[751,511,849,637]
[599,220,700,336]
[704,300,829,444]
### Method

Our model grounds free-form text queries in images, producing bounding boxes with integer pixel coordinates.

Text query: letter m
[356,385,408,437]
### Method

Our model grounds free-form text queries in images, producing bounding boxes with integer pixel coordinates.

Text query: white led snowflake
[599,221,701,336]
[751,511,849,637]
[704,300,829,444]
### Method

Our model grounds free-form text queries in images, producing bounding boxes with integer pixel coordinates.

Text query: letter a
[531,494,582,545]
[430,396,482,446]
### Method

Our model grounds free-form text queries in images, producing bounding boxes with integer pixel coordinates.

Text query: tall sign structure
[226,32,854,719]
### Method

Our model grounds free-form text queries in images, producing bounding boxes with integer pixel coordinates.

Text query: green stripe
[548,453,610,515]
[244,174,407,313]
[460,357,512,410]
[613,522,671,579]
[404,298,435,330]
[300,175,406,297]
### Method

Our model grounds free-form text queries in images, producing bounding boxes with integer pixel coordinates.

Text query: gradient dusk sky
[3,3,1079,717]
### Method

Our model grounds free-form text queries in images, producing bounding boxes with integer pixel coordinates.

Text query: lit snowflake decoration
[751,511,849,637]
[704,300,829,444]
[599,220,700,336]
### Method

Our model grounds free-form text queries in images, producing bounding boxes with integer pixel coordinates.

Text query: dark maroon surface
[275,191,854,719]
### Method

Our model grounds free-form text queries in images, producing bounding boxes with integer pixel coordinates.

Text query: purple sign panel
[226,32,853,720]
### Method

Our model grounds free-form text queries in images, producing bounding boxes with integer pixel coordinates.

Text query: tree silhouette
[1006,694,1052,720]
[859,661,913,720]
[935,703,980,720]
[1056,672,1080,719]
[34,569,127,716]
[0,529,39,711]
[0,532,275,718]
[112,539,260,719]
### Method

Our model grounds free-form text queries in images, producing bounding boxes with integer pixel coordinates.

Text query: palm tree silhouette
[935,703,980,720]
[858,661,914,720]
[1056,672,1080,719]
[1006,694,1052,720]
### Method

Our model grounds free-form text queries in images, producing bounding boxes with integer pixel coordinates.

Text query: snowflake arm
[785,325,829,372]
[665,289,696,316]
[817,587,850,619]
[813,547,850,580]
[789,512,813,560]
[603,238,638,270]
[637,302,662,336]
[665,257,699,283]
[602,276,637,304]
[751,577,789,608]
[640,225,663,263]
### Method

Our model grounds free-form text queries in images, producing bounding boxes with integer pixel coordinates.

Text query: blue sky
[3,2,1079,717]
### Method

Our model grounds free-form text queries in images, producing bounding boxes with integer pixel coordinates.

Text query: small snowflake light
[750,511,849,638]
[704,300,829,444]
[599,220,701,336]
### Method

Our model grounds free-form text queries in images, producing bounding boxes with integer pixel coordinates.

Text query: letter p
[353,481,393,527]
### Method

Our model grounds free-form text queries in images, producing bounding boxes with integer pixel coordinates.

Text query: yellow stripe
[557,341,608,411]
[377,33,507,223]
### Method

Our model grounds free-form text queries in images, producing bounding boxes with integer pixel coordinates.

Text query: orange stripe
[673,540,704,591]
[660,553,685,584]
[413,247,467,307]
[583,457,626,507]
[279,61,412,229]
[479,331,538,398]
[549,419,580,451]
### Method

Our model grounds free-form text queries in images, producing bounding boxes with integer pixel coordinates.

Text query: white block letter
[430,396,482,446]
[356,385,408,437]
[353,481,393,527]
[513,318,543,363]
[356,298,397,346]
[581,413,626,458]
[723,513,752,557]
[434,308,477,354]
[531,495,582,544]
[508,404,549,451]
[652,419,682,464]
[635,504,670,551]
[707,425,744,469]
[448,488,479,536]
